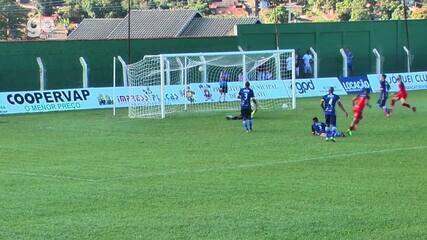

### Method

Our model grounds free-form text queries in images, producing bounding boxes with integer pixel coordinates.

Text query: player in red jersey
[347,89,371,136]
[390,75,416,114]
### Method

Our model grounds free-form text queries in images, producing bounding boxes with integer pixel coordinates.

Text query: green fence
[237,19,427,77]
[0,37,238,91]
[0,19,426,91]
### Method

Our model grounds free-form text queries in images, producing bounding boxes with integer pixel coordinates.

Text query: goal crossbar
[127,49,296,119]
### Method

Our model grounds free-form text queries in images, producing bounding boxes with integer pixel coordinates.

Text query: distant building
[68,9,260,40]
[209,0,249,17]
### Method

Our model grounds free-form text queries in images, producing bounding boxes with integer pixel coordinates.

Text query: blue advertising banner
[368,71,427,93]
[338,75,372,94]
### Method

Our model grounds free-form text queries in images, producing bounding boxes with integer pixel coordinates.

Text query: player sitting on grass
[238,81,257,132]
[311,117,345,138]
[389,75,416,115]
[347,89,371,136]
[320,87,348,142]
[377,74,391,117]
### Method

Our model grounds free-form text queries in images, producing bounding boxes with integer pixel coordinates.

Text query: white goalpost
[126,49,296,119]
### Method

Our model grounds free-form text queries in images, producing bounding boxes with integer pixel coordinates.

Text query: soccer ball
[198,66,203,72]
[282,103,289,109]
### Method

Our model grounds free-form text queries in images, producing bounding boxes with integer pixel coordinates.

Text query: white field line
[103,145,427,182]
[0,145,425,183]
[0,170,97,182]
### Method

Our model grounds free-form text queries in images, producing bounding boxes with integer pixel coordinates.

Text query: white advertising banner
[368,71,427,93]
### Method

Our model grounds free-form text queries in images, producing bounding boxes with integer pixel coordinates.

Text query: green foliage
[186,0,212,15]
[336,0,372,21]
[59,0,127,21]
[310,0,414,21]
[375,0,402,20]
[349,0,372,21]
[308,0,338,12]
[336,0,351,21]
[266,5,289,23]
[59,0,87,22]
[37,0,54,16]
[0,0,28,40]
[391,4,407,20]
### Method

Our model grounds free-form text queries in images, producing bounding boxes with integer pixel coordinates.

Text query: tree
[349,0,372,21]
[59,0,127,21]
[375,0,401,20]
[59,0,87,22]
[266,5,289,23]
[0,0,28,40]
[390,4,407,19]
[336,0,372,21]
[37,0,61,16]
[186,0,212,15]
[307,0,339,12]
[336,0,352,21]
[411,6,427,19]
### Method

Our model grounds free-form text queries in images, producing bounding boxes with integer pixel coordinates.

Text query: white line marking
[0,171,97,182]
[1,145,425,183]
[103,145,427,181]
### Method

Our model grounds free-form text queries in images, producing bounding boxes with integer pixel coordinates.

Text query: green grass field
[1,91,426,240]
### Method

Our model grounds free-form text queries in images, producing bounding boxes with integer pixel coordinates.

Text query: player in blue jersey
[311,117,326,136]
[311,117,345,138]
[320,87,349,142]
[377,74,391,117]
[238,81,257,132]
[219,71,229,102]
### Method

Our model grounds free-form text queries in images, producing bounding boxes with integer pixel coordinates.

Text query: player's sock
[331,127,337,138]
[249,119,253,131]
[383,107,390,117]
[325,127,331,139]
[242,120,248,131]
[402,103,411,109]
[391,99,396,107]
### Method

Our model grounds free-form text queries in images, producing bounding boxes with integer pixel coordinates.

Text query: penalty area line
[0,170,98,182]
[103,145,427,182]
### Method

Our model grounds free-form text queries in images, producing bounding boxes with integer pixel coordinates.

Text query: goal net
[127,49,296,118]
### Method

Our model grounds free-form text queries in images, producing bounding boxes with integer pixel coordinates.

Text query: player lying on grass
[238,81,258,132]
[347,89,371,136]
[311,117,345,138]
[377,74,391,117]
[390,75,416,115]
[226,100,257,120]
[321,87,348,142]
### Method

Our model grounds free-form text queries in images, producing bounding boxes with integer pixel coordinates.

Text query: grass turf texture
[0,91,426,240]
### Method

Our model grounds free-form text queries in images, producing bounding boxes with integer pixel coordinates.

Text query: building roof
[181,17,259,37]
[68,9,259,40]
[68,18,123,40]
[108,9,201,39]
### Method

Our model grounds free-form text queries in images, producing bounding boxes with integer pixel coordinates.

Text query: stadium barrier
[367,71,427,92]
[1,71,426,115]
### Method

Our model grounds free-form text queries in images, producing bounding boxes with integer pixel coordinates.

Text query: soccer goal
[127,49,296,118]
